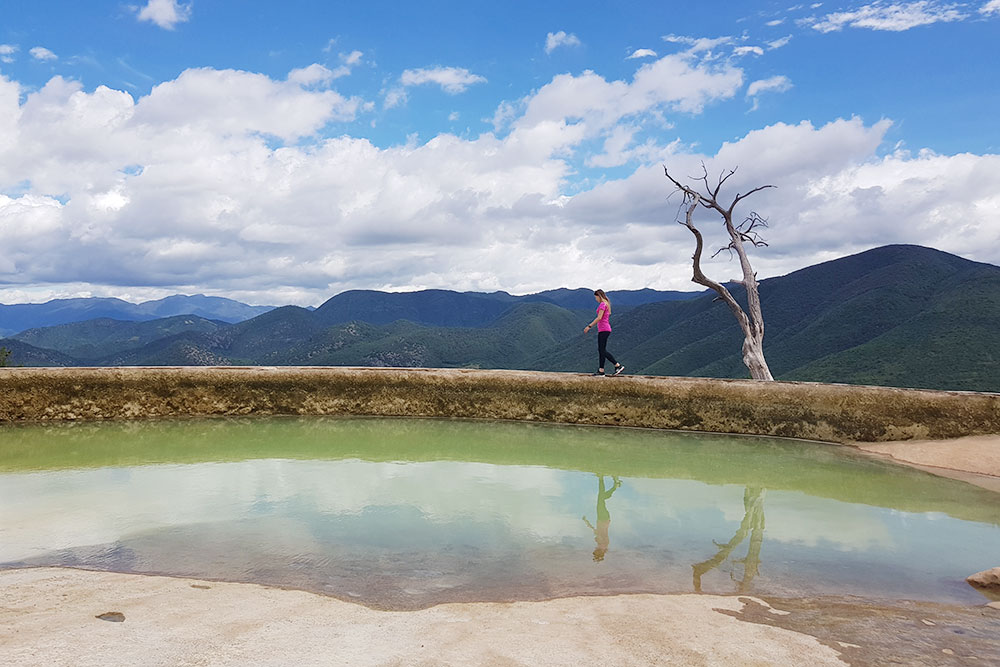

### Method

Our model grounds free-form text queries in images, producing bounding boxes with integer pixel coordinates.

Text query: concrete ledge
[1,367,997,443]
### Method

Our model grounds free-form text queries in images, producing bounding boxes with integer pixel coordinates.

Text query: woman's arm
[584,303,605,333]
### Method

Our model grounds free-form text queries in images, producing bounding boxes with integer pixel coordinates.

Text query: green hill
[0,339,79,367]
[311,287,692,328]
[531,245,1000,391]
[74,301,579,370]
[4,245,998,392]
[12,315,228,360]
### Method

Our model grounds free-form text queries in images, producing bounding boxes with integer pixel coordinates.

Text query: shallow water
[1,417,998,609]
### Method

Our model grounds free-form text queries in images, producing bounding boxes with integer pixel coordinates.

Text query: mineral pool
[2,417,998,610]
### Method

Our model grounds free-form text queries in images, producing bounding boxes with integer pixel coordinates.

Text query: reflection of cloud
[0,460,578,562]
[762,491,894,550]
[621,479,748,522]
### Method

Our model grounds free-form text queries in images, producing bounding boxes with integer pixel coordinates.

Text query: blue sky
[1,0,998,305]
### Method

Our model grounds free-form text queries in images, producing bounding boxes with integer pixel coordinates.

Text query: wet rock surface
[731,595,1000,666]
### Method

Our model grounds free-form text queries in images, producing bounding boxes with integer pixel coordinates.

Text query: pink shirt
[596,302,612,332]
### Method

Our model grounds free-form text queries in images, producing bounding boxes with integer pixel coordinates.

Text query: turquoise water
[1,417,998,609]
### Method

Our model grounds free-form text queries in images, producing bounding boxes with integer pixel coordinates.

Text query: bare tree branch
[663,164,775,381]
[727,184,776,216]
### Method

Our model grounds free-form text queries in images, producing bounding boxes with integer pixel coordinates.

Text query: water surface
[1,417,998,609]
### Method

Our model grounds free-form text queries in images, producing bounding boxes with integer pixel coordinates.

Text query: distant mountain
[55,301,578,369]
[313,290,516,328]
[3,245,996,392]
[0,339,78,367]
[0,295,273,337]
[524,287,703,311]
[531,245,1000,392]
[312,287,696,328]
[11,315,229,360]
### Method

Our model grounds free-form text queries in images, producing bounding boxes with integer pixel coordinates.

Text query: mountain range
[0,294,276,337]
[1,245,997,392]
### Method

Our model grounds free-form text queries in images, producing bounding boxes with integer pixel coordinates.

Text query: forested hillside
[2,245,996,392]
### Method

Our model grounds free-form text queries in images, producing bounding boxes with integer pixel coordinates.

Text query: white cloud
[0,62,998,305]
[981,0,1000,14]
[767,35,793,49]
[747,75,793,97]
[399,66,486,94]
[807,1,966,32]
[135,0,191,30]
[29,46,57,62]
[386,66,484,109]
[662,34,733,53]
[288,52,363,88]
[746,75,793,111]
[287,64,336,87]
[733,46,765,57]
[383,87,408,110]
[766,18,786,26]
[0,44,17,64]
[342,50,363,66]
[544,31,581,54]
[626,48,658,59]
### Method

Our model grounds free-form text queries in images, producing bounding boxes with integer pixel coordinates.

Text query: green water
[1,416,998,609]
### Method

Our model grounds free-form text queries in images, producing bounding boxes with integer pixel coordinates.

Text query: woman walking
[583,289,624,376]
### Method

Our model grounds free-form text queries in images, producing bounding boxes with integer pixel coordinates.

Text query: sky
[1,0,999,306]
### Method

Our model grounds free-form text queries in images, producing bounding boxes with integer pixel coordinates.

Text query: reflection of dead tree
[692,486,766,593]
[664,165,775,381]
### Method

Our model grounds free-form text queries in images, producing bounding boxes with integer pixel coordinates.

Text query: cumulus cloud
[626,48,658,59]
[135,0,192,30]
[766,18,786,26]
[0,44,17,64]
[385,66,486,109]
[806,1,966,32]
[545,31,581,53]
[981,0,1000,14]
[0,62,998,306]
[287,52,363,87]
[733,46,764,57]
[287,64,337,87]
[29,46,57,61]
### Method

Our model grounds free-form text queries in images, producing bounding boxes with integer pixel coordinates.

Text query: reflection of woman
[582,475,622,562]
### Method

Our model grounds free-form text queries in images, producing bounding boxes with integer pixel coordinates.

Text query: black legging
[597,331,617,369]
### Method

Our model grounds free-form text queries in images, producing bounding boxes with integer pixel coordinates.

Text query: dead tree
[665,165,774,381]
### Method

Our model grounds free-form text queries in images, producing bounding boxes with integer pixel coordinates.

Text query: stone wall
[0,367,997,443]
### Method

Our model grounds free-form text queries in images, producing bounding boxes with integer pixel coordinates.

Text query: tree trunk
[742,334,773,381]
[675,192,775,381]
